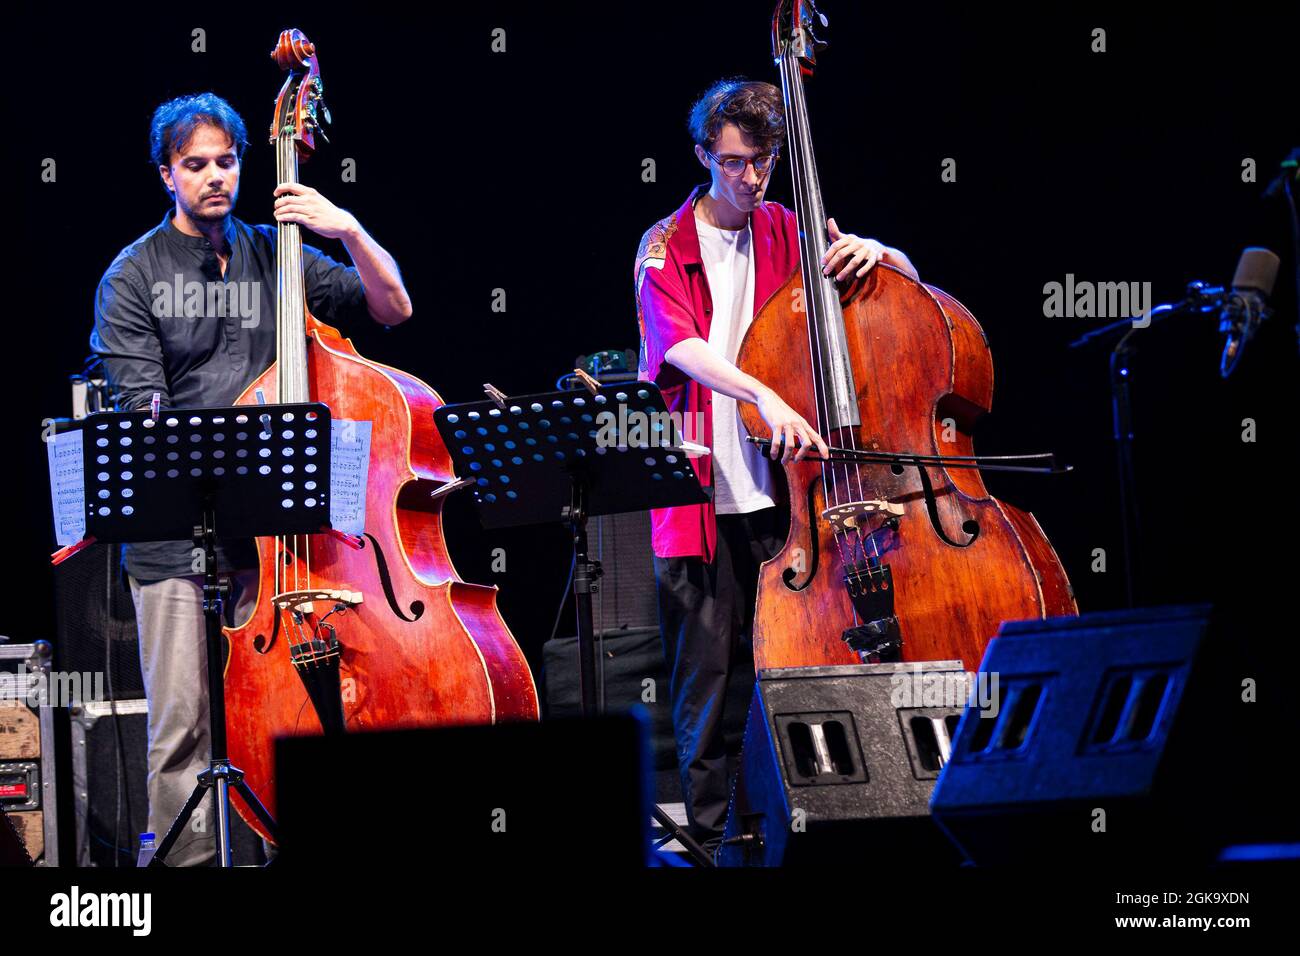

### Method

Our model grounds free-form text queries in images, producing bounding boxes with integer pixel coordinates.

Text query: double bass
[224,30,538,842]
[738,2,1077,672]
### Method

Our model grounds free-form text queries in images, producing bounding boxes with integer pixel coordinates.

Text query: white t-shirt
[695,213,777,515]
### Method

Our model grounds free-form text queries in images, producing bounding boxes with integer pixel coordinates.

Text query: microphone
[1218,247,1280,378]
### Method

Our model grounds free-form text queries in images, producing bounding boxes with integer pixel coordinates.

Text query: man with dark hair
[90,92,411,865]
[635,78,918,850]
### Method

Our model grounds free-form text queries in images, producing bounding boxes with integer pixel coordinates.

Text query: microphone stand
[1281,168,1299,359]
[1263,149,1299,356]
[1069,287,1222,608]
[1109,327,1141,609]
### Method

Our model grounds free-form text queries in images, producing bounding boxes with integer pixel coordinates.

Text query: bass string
[276,134,287,630]
[781,50,873,581]
[275,129,312,624]
[789,53,874,568]
[780,51,849,575]
[779,51,834,519]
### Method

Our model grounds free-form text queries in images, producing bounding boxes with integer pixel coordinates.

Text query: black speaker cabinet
[543,628,675,761]
[719,662,970,867]
[70,698,149,867]
[930,604,1300,866]
[53,541,143,700]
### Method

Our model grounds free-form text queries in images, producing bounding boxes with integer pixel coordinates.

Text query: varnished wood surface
[223,326,539,843]
[738,265,1076,672]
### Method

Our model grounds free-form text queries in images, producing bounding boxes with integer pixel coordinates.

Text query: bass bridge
[822,499,904,533]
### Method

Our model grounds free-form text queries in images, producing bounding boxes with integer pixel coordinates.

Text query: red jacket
[635,184,802,561]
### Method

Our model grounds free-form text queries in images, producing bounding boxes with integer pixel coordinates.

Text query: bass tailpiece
[841,560,903,662]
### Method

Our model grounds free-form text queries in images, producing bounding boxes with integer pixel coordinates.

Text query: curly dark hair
[149,92,248,168]
[687,78,785,154]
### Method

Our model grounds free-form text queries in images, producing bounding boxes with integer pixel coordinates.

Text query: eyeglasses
[704,149,779,178]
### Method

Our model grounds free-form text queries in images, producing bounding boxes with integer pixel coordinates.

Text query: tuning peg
[302,115,329,145]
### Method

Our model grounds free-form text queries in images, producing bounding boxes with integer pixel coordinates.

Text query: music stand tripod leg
[651,804,715,867]
[147,770,214,867]
[150,502,278,867]
[230,776,278,841]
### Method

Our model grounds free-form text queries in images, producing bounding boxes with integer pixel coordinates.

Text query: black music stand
[75,403,332,867]
[434,382,715,865]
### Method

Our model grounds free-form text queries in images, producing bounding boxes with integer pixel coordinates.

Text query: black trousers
[653,506,786,842]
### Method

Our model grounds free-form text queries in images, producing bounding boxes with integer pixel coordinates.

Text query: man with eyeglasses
[635,78,917,852]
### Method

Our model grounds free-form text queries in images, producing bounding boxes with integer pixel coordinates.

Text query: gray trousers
[128,570,257,867]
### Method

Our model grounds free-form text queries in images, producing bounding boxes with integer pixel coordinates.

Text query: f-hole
[363,532,426,622]
[781,480,821,591]
[916,464,980,547]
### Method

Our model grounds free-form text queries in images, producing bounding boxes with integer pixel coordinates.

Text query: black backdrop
[12,4,1296,674]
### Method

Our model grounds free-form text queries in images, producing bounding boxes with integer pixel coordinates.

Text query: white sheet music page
[48,430,86,546]
[329,419,372,536]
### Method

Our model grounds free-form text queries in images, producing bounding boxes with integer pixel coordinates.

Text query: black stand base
[651,804,715,867]
[149,762,278,867]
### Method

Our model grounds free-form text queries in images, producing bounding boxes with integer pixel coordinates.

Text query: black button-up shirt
[91,209,367,580]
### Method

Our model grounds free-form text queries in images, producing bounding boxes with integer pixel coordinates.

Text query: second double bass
[223,30,539,843]
[738,2,1077,672]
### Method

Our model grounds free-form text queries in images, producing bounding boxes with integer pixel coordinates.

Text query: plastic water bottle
[136,832,157,868]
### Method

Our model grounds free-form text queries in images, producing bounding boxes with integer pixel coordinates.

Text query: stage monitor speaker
[275,714,651,867]
[930,604,1300,866]
[719,662,970,867]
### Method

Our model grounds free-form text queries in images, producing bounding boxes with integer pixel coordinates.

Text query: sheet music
[47,430,86,547]
[330,419,371,535]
